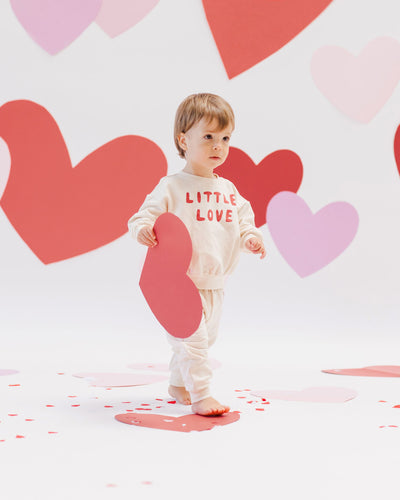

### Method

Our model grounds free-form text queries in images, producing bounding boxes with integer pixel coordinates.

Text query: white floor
[1,331,400,500]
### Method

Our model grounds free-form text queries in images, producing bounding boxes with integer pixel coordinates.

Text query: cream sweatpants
[166,289,224,404]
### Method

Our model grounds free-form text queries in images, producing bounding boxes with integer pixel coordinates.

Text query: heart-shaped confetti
[202,0,333,78]
[0,100,167,264]
[139,213,203,339]
[252,387,357,403]
[267,191,359,277]
[10,0,102,54]
[96,0,159,38]
[215,147,303,227]
[0,138,11,201]
[115,411,240,432]
[311,37,400,123]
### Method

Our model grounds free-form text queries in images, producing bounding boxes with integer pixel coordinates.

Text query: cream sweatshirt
[128,171,263,289]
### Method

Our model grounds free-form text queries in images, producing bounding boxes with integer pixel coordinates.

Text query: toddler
[128,93,265,416]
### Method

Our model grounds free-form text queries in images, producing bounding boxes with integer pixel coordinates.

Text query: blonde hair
[174,93,235,158]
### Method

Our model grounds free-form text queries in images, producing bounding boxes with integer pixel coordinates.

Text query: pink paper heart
[139,213,203,339]
[0,369,19,376]
[322,366,400,378]
[73,372,167,387]
[96,0,159,38]
[311,37,400,123]
[10,0,102,54]
[252,387,357,403]
[115,411,240,432]
[0,137,11,201]
[267,191,359,277]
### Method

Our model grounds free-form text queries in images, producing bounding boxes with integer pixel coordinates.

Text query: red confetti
[393,405,400,408]
[8,414,18,417]
[57,373,65,375]
[71,405,80,408]
[0,440,5,442]
[167,401,176,404]
[155,398,163,401]
[262,402,270,405]
[237,396,246,399]
[104,406,113,408]
[141,403,151,406]
[106,484,117,488]
[48,432,58,434]
[378,400,387,403]
[9,384,20,387]
[46,405,54,408]
[156,406,162,408]
[388,425,398,428]
[68,395,77,398]
[126,410,134,412]
[25,419,35,422]
[256,408,265,411]
[122,402,132,404]
[135,408,152,411]
[16,435,25,439]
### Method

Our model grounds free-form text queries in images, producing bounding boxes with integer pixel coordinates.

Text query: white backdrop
[0,0,399,362]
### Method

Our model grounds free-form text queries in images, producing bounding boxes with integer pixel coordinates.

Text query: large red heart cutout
[215,147,303,227]
[115,411,240,432]
[394,125,400,176]
[202,0,334,78]
[139,213,203,339]
[0,100,167,264]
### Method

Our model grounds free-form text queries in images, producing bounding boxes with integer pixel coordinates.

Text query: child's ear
[178,133,187,152]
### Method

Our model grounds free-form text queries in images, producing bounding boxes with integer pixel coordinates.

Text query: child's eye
[223,136,230,142]
[204,134,212,139]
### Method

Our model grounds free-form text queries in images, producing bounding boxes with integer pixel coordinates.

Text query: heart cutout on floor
[73,372,167,387]
[267,191,359,277]
[115,411,240,432]
[215,147,303,227]
[311,37,400,123]
[96,0,159,38]
[10,0,102,54]
[0,137,11,201]
[252,387,357,403]
[139,213,203,339]
[322,366,400,377]
[394,125,400,177]
[202,0,333,78]
[0,100,167,264]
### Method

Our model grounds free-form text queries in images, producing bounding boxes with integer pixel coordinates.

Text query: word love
[186,191,236,223]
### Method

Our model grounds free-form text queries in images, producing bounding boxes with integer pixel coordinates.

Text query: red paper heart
[215,147,303,227]
[202,0,334,78]
[115,411,240,432]
[139,213,202,339]
[0,100,167,263]
[394,125,400,176]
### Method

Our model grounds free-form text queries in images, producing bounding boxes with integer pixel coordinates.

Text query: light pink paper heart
[252,387,357,403]
[0,137,11,201]
[311,37,400,123]
[73,372,167,387]
[323,366,400,377]
[115,411,240,432]
[96,0,159,38]
[0,369,19,376]
[267,191,359,277]
[10,0,102,54]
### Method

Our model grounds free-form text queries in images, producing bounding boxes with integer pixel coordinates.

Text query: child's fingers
[138,227,158,247]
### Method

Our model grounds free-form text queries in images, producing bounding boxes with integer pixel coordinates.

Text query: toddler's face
[180,118,233,172]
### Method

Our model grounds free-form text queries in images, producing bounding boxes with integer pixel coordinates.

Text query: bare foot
[168,385,191,405]
[192,397,230,416]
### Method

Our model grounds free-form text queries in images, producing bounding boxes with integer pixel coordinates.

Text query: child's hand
[137,226,158,247]
[245,237,266,259]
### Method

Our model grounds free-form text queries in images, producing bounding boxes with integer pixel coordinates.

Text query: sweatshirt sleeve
[127,177,169,240]
[235,188,264,251]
